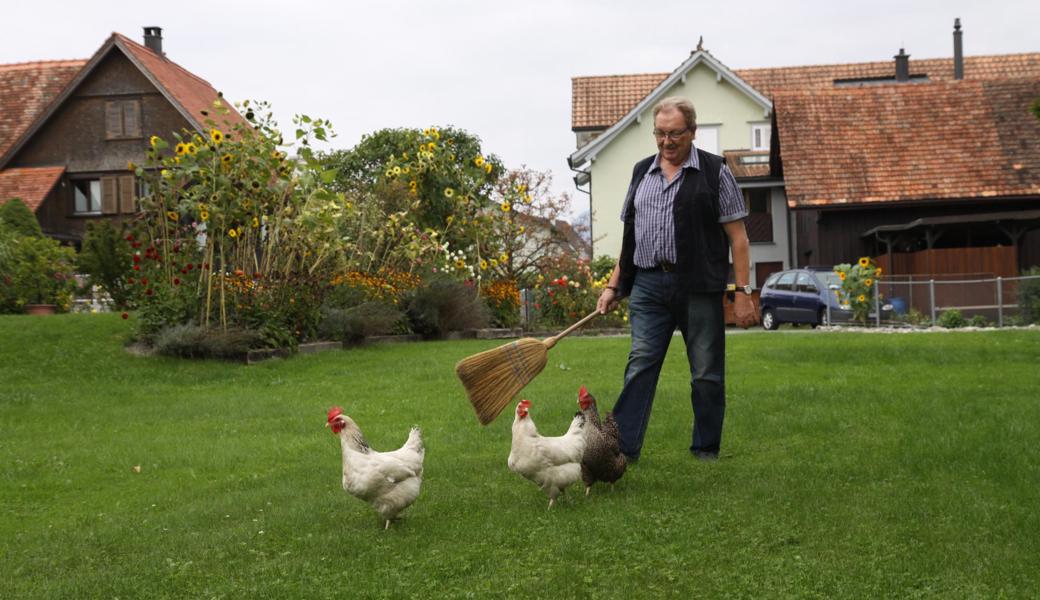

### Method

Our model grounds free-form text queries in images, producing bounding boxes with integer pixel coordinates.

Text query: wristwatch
[738,284,753,295]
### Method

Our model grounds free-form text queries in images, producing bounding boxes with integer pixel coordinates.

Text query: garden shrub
[899,308,932,327]
[967,314,991,328]
[527,254,628,329]
[1018,266,1040,324]
[406,277,489,337]
[318,301,405,343]
[0,234,76,312]
[481,279,520,328]
[938,309,967,329]
[153,323,261,359]
[0,199,43,238]
[77,220,136,309]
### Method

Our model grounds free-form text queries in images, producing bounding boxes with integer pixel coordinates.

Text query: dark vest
[617,148,728,295]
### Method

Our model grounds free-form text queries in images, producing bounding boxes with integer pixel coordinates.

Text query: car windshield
[815,271,842,289]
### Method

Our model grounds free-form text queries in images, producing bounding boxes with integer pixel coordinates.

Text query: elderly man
[596,96,757,463]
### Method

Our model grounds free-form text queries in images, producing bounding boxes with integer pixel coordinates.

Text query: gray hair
[652,97,697,130]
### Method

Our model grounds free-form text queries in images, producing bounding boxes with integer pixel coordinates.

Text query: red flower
[173,278,181,285]
[125,234,135,242]
[121,312,129,320]
[180,268,188,274]
[186,263,194,270]
[145,289,153,296]
[127,277,135,284]
[132,241,141,249]
[548,290,555,297]
[535,303,541,309]
[133,255,141,263]
[141,277,149,285]
[132,265,140,271]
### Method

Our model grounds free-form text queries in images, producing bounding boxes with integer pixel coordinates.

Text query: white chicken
[326,406,425,529]
[507,399,586,509]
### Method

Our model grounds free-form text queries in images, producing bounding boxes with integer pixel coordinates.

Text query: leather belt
[640,261,677,273]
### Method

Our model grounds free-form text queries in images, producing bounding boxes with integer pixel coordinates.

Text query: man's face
[654,108,695,164]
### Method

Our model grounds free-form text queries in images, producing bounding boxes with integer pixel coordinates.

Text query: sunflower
[480,260,488,270]
[500,202,511,212]
[454,259,466,269]
[185,143,198,155]
[858,257,870,268]
[210,129,224,144]
[474,156,485,167]
[857,294,866,302]
[392,166,402,176]
[200,210,209,221]
[127,161,135,171]
[161,169,172,179]
[444,187,455,198]
[875,267,883,277]
[499,252,509,262]
[228,229,238,238]
[838,271,846,281]
[490,259,498,268]
[484,163,492,174]
[865,279,874,287]
[250,180,261,190]
[221,154,233,165]
[252,217,260,228]
[518,226,526,233]
[166,211,179,221]
[149,135,161,148]
[175,142,188,156]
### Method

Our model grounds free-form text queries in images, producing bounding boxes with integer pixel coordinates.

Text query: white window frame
[750,122,771,151]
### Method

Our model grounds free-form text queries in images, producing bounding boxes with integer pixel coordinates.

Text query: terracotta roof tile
[572,53,1040,130]
[773,78,1040,207]
[0,61,85,160]
[114,34,247,131]
[0,166,66,211]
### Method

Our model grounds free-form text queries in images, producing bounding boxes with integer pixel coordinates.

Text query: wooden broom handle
[543,310,600,349]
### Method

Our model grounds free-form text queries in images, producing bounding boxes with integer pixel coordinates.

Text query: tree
[483,167,587,288]
[0,199,43,238]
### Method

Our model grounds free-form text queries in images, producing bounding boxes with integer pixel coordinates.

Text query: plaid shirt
[622,145,746,269]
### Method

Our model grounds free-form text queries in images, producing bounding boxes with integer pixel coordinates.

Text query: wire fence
[863,273,1040,328]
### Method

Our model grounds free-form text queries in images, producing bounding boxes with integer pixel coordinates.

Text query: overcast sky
[4,1,1038,219]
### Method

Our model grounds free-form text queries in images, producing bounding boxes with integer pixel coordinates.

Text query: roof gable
[0,61,85,161]
[0,32,245,168]
[774,78,1040,208]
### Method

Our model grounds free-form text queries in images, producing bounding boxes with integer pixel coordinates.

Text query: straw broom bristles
[456,311,599,425]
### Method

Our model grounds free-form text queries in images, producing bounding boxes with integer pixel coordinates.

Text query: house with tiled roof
[0,27,244,243]
[570,21,1040,286]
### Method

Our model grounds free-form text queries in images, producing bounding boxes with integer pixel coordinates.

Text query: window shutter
[101,176,118,214]
[118,175,136,213]
[105,101,123,139]
[123,100,141,138]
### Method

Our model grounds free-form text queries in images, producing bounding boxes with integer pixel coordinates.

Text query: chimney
[894,48,910,82]
[953,18,964,80]
[143,26,163,55]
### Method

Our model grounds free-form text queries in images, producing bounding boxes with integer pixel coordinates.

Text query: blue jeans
[613,269,726,459]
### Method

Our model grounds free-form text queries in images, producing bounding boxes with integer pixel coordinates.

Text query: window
[72,176,137,215]
[695,125,719,155]
[796,272,818,293]
[105,99,142,139]
[743,188,770,213]
[73,180,102,214]
[774,271,797,291]
[750,123,770,151]
[743,188,773,243]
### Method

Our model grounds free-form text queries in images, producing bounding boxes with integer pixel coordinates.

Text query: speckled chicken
[507,399,586,509]
[326,407,425,529]
[577,385,626,495]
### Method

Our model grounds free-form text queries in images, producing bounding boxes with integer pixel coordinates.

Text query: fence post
[929,279,936,326]
[996,277,1003,328]
[874,280,881,327]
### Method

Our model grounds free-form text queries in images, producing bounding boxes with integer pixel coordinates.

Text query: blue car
[758,268,891,330]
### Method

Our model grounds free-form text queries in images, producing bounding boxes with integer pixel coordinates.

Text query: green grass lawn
[2,315,1039,598]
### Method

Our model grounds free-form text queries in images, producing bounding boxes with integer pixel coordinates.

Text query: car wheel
[813,308,827,328]
[761,309,779,330]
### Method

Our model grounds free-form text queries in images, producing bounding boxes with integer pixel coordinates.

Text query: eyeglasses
[652,128,690,141]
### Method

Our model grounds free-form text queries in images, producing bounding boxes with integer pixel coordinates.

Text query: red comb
[519,399,532,407]
[327,406,343,422]
[579,384,588,397]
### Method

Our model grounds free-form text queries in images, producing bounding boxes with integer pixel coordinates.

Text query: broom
[456,310,600,425]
